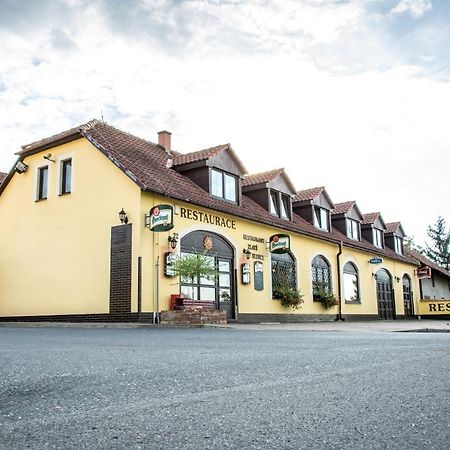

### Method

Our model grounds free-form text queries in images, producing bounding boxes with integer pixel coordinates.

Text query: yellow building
[0,120,420,322]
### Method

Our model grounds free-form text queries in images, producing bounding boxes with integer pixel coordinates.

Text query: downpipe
[335,240,345,321]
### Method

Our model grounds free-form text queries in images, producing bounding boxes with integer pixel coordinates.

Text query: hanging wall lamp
[119,208,128,224]
[243,249,251,260]
[168,232,179,250]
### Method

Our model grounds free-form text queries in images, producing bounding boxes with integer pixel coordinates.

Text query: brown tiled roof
[293,186,324,202]
[362,212,380,225]
[172,144,229,166]
[406,248,450,279]
[385,222,400,233]
[8,120,416,266]
[332,201,355,215]
[243,168,284,187]
[0,172,6,185]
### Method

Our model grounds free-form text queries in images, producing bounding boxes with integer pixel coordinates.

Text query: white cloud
[391,0,432,18]
[0,0,449,244]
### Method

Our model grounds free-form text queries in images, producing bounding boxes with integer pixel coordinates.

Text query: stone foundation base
[160,308,227,325]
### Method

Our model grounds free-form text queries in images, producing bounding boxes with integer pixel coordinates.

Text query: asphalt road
[0,327,449,449]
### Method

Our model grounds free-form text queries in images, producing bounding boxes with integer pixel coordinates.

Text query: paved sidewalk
[1,319,450,332]
[215,319,450,333]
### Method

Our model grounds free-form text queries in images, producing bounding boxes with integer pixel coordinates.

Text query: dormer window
[269,190,291,220]
[346,218,360,240]
[373,228,384,248]
[394,236,403,255]
[211,168,237,202]
[314,206,329,231]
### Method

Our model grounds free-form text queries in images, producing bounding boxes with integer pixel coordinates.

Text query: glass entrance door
[179,253,235,320]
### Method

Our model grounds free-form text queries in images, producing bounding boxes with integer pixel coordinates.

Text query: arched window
[271,252,296,292]
[402,274,413,317]
[312,255,331,299]
[343,262,359,303]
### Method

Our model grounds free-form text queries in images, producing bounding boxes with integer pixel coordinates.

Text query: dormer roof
[172,143,247,174]
[332,201,363,220]
[385,222,405,237]
[362,212,386,229]
[293,186,335,209]
[243,168,296,194]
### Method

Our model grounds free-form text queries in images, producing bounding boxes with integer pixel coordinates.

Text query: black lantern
[168,233,179,250]
[119,208,128,224]
[243,249,251,260]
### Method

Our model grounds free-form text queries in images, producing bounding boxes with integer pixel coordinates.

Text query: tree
[172,251,218,284]
[420,216,450,270]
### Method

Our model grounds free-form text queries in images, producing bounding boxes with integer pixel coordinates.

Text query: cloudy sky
[1,0,449,244]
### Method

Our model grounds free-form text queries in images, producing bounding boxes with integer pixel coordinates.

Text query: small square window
[210,169,237,203]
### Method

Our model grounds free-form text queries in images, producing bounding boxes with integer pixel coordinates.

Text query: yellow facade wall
[0,144,420,319]
[139,194,419,318]
[0,138,141,316]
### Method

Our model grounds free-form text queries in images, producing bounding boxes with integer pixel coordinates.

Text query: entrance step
[160,308,227,326]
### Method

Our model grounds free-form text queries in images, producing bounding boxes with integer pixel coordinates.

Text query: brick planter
[160,307,227,325]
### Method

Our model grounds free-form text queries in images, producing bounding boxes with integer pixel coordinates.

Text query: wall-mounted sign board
[419,300,450,315]
[254,261,264,291]
[269,234,290,254]
[369,257,383,264]
[417,266,432,279]
[147,204,174,232]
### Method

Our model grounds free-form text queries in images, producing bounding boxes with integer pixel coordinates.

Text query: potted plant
[272,283,304,310]
[172,250,219,307]
[313,283,338,310]
[172,250,218,281]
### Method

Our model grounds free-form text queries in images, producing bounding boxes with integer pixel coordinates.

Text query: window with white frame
[313,206,329,231]
[210,169,237,202]
[37,166,49,201]
[60,158,72,195]
[373,228,384,248]
[343,262,360,303]
[346,219,360,240]
[394,236,403,255]
[269,190,291,220]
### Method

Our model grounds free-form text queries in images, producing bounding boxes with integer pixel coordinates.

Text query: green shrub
[273,284,304,310]
[313,285,338,310]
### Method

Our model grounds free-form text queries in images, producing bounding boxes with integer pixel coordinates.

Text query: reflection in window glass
[219,273,230,287]
[373,229,383,248]
[220,289,231,302]
[269,192,278,215]
[343,262,359,302]
[211,169,223,197]
[200,287,215,301]
[347,219,359,240]
[218,260,230,272]
[224,174,236,201]
[38,166,48,200]
[61,159,72,194]
[314,207,329,231]
[181,285,197,300]
[280,195,289,219]
[394,236,403,254]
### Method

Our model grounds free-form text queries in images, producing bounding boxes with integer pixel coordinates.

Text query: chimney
[158,130,171,152]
